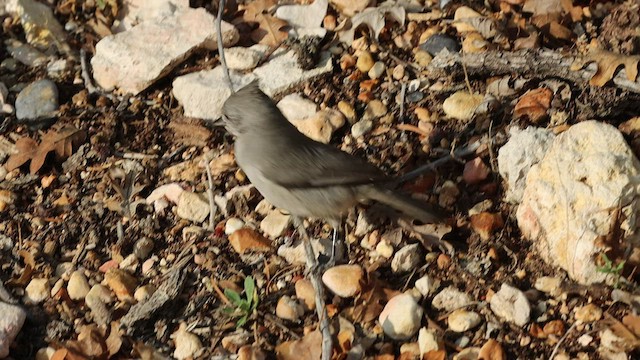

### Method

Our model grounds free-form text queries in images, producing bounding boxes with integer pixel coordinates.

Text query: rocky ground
[0,0,640,359]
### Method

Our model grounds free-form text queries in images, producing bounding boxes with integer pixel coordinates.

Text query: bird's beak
[211,116,226,127]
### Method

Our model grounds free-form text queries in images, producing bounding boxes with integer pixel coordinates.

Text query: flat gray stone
[15,79,58,121]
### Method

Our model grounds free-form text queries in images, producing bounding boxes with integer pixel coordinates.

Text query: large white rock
[517,121,640,284]
[0,302,26,358]
[113,0,189,33]
[92,8,239,94]
[497,127,555,203]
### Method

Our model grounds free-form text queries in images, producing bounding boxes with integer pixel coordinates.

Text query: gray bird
[222,81,441,260]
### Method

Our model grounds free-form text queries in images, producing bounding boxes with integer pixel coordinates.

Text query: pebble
[351,119,373,138]
[85,284,113,326]
[534,276,562,296]
[337,101,356,123]
[289,108,345,144]
[228,228,272,254]
[222,330,250,353]
[415,274,438,297]
[6,40,47,67]
[46,58,68,78]
[277,238,330,265]
[375,241,394,259]
[363,100,388,121]
[368,61,386,79]
[414,107,432,123]
[1,58,18,71]
[0,302,27,358]
[340,54,356,70]
[489,284,530,326]
[392,64,405,80]
[16,0,69,52]
[439,181,460,206]
[419,34,461,56]
[67,270,91,301]
[225,218,245,235]
[276,295,304,321]
[260,211,292,239]
[133,237,154,259]
[172,322,203,360]
[463,157,490,184]
[414,50,433,67]
[432,286,473,312]
[322,264,364,298]
[104,268,138,302]
[295,279,316,311]
[24,278,50,304]
[134,284,156,302]
[453,347,480,360]
[448,309,482,332]
[356,51,375,73]
[379,293,423,340]
[391,243,423,273]
[15,79,58,122]
[238,345,266,360]
[400,343,421,358]
[418,328,441,355]
[0,82,12,114]
[176,191,210,223]
[574,304,602,323]
[277,93,318,122]
[442,91,483,121]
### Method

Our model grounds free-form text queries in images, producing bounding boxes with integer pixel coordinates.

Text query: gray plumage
[222,81,441,229]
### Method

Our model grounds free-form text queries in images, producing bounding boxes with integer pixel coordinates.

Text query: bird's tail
[359,185,442,224]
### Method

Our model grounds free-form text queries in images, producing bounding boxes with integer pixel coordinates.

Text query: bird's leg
[326,219,344,267]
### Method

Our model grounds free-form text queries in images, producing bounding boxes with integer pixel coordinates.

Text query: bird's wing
[254,140,389,188]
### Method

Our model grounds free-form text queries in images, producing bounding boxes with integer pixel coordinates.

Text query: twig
[548,320,577,360]
[294,217,332,360]
[204,155,217,231]
[394,137,484,184]
[487,120,498,173]
[216,0,233,92]
[399,82,407,119]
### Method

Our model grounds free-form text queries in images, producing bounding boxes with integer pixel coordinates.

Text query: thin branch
[294,217,333,360]
[216,0,233,92]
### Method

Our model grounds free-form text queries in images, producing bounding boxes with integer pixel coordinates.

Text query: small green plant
[223,276,259,327]
[596,253,626,287]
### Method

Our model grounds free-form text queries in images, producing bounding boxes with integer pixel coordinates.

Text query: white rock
[534,276,562,296]
[489,283,530,326]
[275,0,327,29]
[418,327,441,356]
[278,238,330,265]
[24,278,49,304]
[516,121,640,284]
[432,286,473,312]
[497,127,555,203]
[260,211,292,239]
[322,265,364,298]
[277,93,318,122]
[176,191,209,223]
[172,323,203,359]
[375,240,394,258]
[92,8,239,94]
[225,45,267,70]
[276,295,304,321]
[351,119,373,138]
[391,243,423,273]
[85,284,114,326]
[113,0,189,33]
[442,91,483,121]
[0,302,26,358]
[415,274,438,297]
[67,270,91,301]
[146,183,184,205]
[447,309,481,332]
[225,218,245,236]
[379,293,423,340]
[134,284,156,302]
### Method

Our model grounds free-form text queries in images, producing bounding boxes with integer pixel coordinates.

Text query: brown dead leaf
[6,125,87,174]
[242,0,276,22]
[514,88,553,123]
[7,250,36,287]
[478,339,505,360]
[66,324,107,358]
[571,50,640,87]
[167,119,212,147]
[252,14,289,46]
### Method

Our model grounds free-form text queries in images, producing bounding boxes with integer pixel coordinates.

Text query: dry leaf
[275,330,322,360]
[572,50,640,87]
[339,5,405,45]
[5,125,87,174]
[242,0,277,22]
[66,324,107,357]
[424,350,446,360]
[623,314,640,338]
[252,15,289,46]
[514,88,553,123]
[478,339,505,360]
[106,321,123,357]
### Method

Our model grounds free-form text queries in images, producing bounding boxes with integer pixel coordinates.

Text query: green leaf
[225,288,242,305]
[244,276,255,303]
[237,315,248,327]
